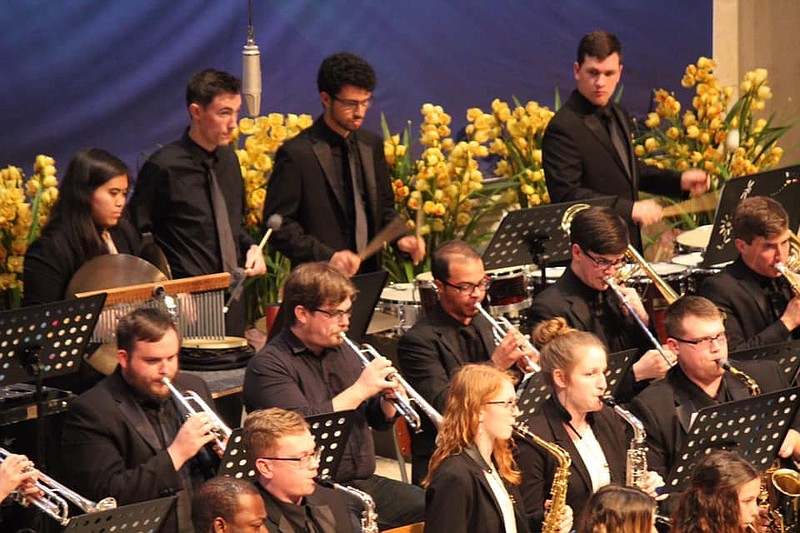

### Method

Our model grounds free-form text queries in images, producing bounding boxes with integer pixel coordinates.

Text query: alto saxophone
[515,423,571,533]
[316,478,378,533]
[603,395,648,489]
[719,359,761,396]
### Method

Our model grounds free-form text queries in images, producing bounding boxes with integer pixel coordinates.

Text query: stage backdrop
[0,1,711,175]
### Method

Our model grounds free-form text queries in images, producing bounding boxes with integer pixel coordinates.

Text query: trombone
[339,332,443,432]
[162,376,232,451]
[0,447,117,525]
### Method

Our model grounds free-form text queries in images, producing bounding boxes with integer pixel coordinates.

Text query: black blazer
[60,370,215,533]
[630,359,790,481]
[263,117,402,272]
[257,482,354,533]
[698,258,795,351]
[425,448,530,533]
[514,398,627,531]
[542,90,682,248]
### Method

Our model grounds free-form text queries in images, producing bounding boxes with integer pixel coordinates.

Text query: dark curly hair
[317,52,376,96]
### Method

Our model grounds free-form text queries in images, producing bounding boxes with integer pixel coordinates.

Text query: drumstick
[358,217,410,262]
[662,190,720,218]
[224,214,283,313]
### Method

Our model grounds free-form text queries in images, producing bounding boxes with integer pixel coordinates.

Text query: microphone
[242,0,261,117]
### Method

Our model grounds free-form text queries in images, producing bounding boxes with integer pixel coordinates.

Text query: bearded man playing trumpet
[698,196,800,351]
[61,307,220,533]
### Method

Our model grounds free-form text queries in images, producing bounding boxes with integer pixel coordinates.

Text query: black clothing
[255,481,354,533]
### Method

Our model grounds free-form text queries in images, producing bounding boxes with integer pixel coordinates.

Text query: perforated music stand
[218,410,356,482]
[482,197,616,284]
[664,386,800,494]
[63,496,175,533]
[729,340,800,385]
[701,166,800,268]
[516,348,636,426]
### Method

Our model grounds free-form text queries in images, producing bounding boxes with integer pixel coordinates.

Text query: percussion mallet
[357,217,409,262]
[224,214,283,313]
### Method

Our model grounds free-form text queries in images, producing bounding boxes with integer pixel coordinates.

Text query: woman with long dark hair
[576,484,657,533]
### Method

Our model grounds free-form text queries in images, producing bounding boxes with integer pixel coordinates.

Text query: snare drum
[414,271,438,316]
[672,253,724,293]
[486,266,531,314]
[379,283,421,334]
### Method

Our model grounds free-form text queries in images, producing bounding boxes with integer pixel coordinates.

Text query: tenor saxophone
[515,423,571,533]
[603,395,648,489]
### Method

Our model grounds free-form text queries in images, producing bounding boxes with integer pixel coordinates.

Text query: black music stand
[63,496,175,533]
[701,166,800,267]
[218,410,356,481]
[482,197,616,285]
[516,348,636,426]
[664,386,800,494]
[0,294,106,467]
[729,339,800,385]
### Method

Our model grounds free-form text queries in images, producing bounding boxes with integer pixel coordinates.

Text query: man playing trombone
[243,261,424,531]
[61,307,220,533]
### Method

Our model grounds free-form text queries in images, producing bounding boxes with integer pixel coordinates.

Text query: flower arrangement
[0,155,59,307]
[234,112,314,321]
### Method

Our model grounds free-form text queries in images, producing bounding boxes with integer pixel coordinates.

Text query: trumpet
[0,447,117,525]
[474,302,541,374]
[339,333,443,432]
[162,376,232,451]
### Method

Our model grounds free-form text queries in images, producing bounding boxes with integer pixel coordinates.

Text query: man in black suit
[397,240,532,484]
[528,206,675,401]
[263,52,424,276]
[698,196,800,350]
[543,30,708,249]
[61,308,221,533]
[630,295,800,483]
[243,407,354,533]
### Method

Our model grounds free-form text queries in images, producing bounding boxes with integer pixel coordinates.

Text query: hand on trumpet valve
[167,412,218,469]
[0,453,41,502]
[354,354,399,398]
[614,284,649,324]
[491,328,534,371]
[632,347,675,381]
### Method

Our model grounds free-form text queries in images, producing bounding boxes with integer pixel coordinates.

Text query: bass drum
[414,271,438,316]
[485,265,532,314]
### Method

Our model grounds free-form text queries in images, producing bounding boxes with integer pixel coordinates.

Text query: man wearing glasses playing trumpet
[528,206,676,402]
[243,261,424,531]
[61,307,220,533]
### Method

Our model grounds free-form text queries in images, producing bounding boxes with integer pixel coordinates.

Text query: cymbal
[675,224,713,251]
[84,343,120,376]
[66,254,168,297]
[181,336,249,350]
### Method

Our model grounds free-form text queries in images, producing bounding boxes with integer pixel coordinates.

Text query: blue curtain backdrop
[0,1,711,175]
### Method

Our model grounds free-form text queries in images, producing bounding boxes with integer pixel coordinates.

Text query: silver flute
[162,376,232,451]
[340,332,442,432]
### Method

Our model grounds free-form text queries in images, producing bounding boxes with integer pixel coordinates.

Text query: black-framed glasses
[585,251,627,270]
[485,398,519,411]
[313,308,352,320]
[443,277,491,295]
[671,331,727,349]
[261,446,322,467]
[332,95,373,111]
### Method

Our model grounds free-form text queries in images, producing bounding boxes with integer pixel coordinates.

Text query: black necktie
[592,291,606,319]
[765,279,789,320]
[203,159,237,273]
[460,324,485,363]
[345,138,368,253]
[601,107,631,176]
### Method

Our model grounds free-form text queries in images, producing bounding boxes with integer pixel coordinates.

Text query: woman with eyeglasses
[423,364,552,533]
[515,318,663,532]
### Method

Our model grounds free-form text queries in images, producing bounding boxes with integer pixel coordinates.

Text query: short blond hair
[243,407,309,460]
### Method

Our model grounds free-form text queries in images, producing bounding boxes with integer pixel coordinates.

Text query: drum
[672,253,725,294]
[379,283,421,335]
[675,224,712,252]
[529,265,567,296]
[414,271,438,316]
[485,266,531,314]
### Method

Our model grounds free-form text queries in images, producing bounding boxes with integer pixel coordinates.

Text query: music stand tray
[482,196,616,271]
[729,340,800,385]
[63,496,175,533]
[218,410,356,481]
[665,386,800,494]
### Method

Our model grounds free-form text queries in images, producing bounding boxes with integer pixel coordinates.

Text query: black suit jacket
[542,90,682,248]
[60,370,215,533]
[256,481,354,533]
[514,399,627,531]
[425,448,530,533]
[630,359,790,482]
[698,258,795,351]
[263,117,402,272]
[396,305,496,482]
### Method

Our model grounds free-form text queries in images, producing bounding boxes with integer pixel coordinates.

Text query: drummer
[697,196,800,351]
[396,240,532,485]
[527,206,676,402]
[23,148,145,306]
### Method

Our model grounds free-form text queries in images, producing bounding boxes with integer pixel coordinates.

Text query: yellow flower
[686,125,700,138]
[645,113,660,128]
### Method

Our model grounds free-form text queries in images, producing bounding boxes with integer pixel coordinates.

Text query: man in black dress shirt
[192,476,268,533]
[130,69,266,335]
[698,196,800,350]
[396,240,530,484]
[542,30,708,248]
[528,206,676,401]
[242,262,424,530]
[243,407,354,533]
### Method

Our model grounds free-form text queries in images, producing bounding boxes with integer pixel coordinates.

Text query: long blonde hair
[423,364,521,486]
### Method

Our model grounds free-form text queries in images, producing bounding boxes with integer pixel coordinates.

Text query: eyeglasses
[443,277,491,295]
[485,398,519,411]
[261,446,322,468]
[332,95,373,111]
[671,331,727,349]
[585,251,627,270]
[313,308,352,320]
